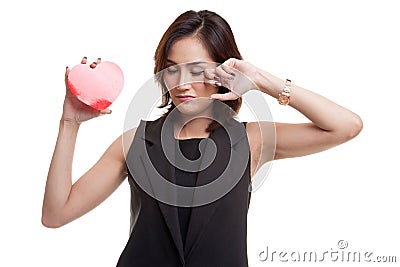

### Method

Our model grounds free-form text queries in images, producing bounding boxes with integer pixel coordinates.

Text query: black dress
[118,117,252,267]
[174,138,203,249]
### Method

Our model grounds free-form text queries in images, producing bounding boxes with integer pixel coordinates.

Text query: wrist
[277,79,292,106]
[60,117,81,128]
[254,70,282,97]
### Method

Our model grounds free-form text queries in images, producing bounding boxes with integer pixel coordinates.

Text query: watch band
[277,79,292,105]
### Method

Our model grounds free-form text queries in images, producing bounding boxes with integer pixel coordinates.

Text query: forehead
[167,37,214,64]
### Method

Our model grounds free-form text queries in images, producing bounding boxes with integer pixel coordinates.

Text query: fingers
[206,63,236,88]
[204,64,236,90]
[65,66,70,77]
[220,64,236,77]
[90,57,102,69]
[81,56,88,64]
[216,64,236,81]
[223,58,238,67]
[65,66,70,88]
[204,68,215,80]
[204,68,222,87]
[205,60,244,101]
[80,56,102,68]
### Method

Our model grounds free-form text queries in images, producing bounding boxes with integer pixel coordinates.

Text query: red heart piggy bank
[67,61,124,110]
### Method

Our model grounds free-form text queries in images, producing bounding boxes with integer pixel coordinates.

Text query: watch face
[278,93,290,105]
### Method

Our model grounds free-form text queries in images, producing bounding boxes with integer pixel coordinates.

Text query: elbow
[348,114,363,139]
[41,216,62,229]
[338,114,363,142]
[41,211,66,229]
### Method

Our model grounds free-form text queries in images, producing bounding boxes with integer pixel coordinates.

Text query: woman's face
[163,37,219,116]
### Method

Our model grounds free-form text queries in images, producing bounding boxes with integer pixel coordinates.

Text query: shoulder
[245,121,275,139]
[227,120,262,153]
[121,116,165,153]
[140,116,166,132]
[124,116,164,139]
[243,122,261,149]
[244,121,261,141]
[106,128,138,161]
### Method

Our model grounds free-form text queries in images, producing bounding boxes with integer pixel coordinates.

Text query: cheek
[169,90,178,104]
[192,83,219,96]
[164,75,178,91]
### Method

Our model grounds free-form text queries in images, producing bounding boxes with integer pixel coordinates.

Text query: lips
[176,95,195,101]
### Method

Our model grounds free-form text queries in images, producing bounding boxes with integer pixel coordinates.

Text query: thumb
[99,109,112,115]
[209,92,238,101]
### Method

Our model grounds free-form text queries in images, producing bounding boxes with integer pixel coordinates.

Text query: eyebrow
[166,59,209,66]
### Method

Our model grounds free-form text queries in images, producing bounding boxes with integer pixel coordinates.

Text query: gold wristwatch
[277,79,292,105]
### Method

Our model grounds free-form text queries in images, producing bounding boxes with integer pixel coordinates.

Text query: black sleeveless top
[174,138,203,248]
[118,117,252,267]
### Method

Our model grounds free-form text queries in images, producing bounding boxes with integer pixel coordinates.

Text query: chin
[174,98,213,118]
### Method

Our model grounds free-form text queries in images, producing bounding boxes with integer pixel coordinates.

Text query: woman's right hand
[62,57,112,124]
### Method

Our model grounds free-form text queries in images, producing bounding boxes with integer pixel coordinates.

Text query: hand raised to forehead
[205,58,258,100]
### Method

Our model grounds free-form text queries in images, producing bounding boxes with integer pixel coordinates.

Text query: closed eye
[191,71,204,76]
[166,68,178,74]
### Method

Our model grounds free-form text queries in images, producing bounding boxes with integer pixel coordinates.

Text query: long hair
[154,10,243,132]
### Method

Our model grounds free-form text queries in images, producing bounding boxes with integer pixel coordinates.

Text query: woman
[42,10,363,267]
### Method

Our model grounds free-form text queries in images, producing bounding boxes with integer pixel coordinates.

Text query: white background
[1,0,399,266]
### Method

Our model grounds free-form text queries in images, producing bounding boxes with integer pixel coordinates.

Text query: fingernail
[215,81,222,86]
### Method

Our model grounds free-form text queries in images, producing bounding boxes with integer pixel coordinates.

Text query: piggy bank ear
[67,61,124,110]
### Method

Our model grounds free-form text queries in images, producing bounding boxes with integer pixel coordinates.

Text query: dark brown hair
[154,10,243,132]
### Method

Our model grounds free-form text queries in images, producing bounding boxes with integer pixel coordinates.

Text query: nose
[176,83,191,91]
[176,71,192,90]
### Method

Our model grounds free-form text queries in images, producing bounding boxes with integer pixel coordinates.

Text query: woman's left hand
[206,58,259,100]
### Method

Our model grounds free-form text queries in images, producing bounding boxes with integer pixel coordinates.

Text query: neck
[174,114,212,139]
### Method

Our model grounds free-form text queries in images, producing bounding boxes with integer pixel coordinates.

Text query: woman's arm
[42,121,135,228]
[253,69,363,160]
[209,59,363,167]
[42,59,135,228]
